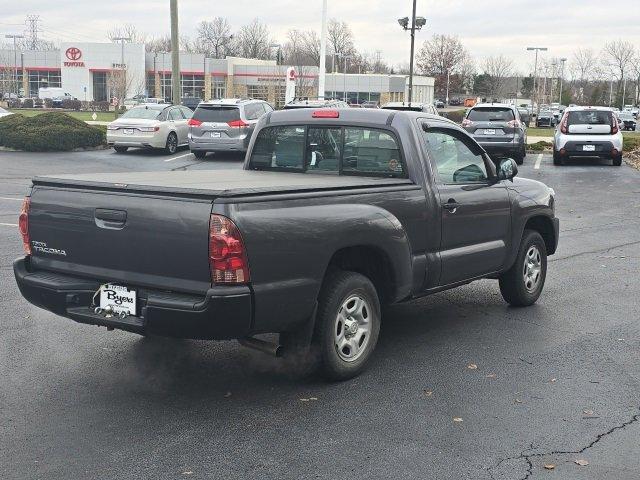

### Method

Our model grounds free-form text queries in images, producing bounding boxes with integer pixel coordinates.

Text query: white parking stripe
[164,152,193,162]
[0,197,22,201]
[534,153,543,170]
[0,222,18,227]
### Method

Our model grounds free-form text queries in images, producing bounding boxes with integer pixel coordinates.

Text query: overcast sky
[2,0,639,72]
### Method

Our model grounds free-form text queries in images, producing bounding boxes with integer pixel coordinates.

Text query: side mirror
[497,158,518,181]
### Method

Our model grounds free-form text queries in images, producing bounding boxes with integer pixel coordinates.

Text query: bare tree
[237,18,272,60]
[327,18,356,66]
[145,36,172,53]
[108,24,147,44]
[195,17,234,58]
[571,48,597,83]
[301,30,321,67]
[416,34,467,76]
[482,55,514,99]
[602,40,636,103]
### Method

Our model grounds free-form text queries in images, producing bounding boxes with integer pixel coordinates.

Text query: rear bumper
[476,139,522,159]
[188,136,248,152]
[107,132,166,149]
[556,140,619,158]
[13,257,252,340]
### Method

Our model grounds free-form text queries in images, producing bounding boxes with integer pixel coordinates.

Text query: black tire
[499,230,547,307]
[612,155,622,166]
[113,146,128,153]
[514,146,525,165]
[192,150,207,159]
[164,132,178,154]
[313,270,381,381]
[553,149,562,166]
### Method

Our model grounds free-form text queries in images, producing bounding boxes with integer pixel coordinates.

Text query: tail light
[209,214,250,284]
[312,109,339,118]
[610,114,619,134]
[559,113,569,134]
[188,118,203,127]
[227,119,249,128]
[461,118,474,127]
[18,197,31,255]
[507,120,521,128]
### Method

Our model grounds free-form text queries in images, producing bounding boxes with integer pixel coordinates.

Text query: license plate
[484,129,496,135]
[98,284,136,316]
[582,144,596,151]
[123,128,134,135]
[210,132,221,138]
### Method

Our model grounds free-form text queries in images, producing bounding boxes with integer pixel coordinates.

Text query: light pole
[338,54,352,102]
[5,34,24,98]
[398,3,426,104]
[526,47,547,116]
[112,36,131,117]
[318,0,327,100]
[269,43,282,65]
[558,57,566,105]
[550,61,557,106]
[445,68,450,106]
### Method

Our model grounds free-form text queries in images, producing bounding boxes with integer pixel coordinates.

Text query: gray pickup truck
[14,108,559,380]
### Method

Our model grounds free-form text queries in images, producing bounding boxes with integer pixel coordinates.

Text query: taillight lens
[209,214,250,284]
[559,113,569,134]
[188,118,203,127]
[312,109,339,118]
[461,118,473,127]
[507,120,521,128]
[227,119,249,128]
[18,197,30,255]
[610,114,619,134]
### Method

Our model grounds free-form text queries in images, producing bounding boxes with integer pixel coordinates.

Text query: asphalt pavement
[0,147,639,480]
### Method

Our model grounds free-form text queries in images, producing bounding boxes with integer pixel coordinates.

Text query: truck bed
[33,169,414,198]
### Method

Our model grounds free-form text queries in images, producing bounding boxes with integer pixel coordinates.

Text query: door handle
[95,208,127,229]
[442,199,460,213]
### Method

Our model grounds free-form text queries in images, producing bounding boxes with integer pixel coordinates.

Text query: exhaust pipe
[238,337,283,357]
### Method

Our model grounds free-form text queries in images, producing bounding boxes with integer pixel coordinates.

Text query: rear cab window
[193,106,240,123]
[248,125,405,177]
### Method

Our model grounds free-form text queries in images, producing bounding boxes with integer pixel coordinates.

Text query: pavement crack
[487,409,640,479]
[170,160,204,171]
[550,239,640,263]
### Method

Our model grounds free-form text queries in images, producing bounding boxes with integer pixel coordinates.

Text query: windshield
[120,107,163,120]
[193,106,240,122]
[468,108,514,122]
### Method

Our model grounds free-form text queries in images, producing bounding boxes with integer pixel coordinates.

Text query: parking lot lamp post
[526,47,547,115]
[269,43,282,65]
[550,61,557,107]
[621,76,627,109]
[112,36,131,118]
[445,68,450,106]
[5,34,24,97]
[559,58,566,105]
[398,2,426,104]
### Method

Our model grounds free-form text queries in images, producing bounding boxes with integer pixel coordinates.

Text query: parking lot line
[0,197,22,201]
[164,152,194,162]
[534,153,543,170]
[0,222,18,227]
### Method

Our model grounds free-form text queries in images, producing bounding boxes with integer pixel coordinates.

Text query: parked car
[14,108,559,380]
[381,102,439,115]
[517,107,531,126]
[435,100,445,108]
[462,103,527,164]
[181,96,202,111]
[106,103,192,154]
[361,101,379,109]
[449,98,462,106]
[283,99,349,109]
[536,110,556,127]
[553,106,623,166]
[188,98,273,158]
[0,106,13,118]
[618,112,637,131]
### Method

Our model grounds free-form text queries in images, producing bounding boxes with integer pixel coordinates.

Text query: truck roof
[265,107,444,126]
[33,169,414,198]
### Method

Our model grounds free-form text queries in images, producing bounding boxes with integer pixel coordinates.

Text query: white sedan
[106,104,192,154]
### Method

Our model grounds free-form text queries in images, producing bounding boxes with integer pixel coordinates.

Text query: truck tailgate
[28,186,213,294]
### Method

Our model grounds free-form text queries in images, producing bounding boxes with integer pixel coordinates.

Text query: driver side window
[424,129,488,183]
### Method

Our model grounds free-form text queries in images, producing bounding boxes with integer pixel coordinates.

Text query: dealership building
[0,42,434,108]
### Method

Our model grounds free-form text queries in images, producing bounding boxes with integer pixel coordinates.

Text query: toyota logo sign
[65,47,82,61]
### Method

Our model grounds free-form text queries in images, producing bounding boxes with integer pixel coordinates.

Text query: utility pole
[318,0,327,100]
[550,61,557,106]
[398,3,426,105]
[26,15,40,50]
[112,36,131,118]
[559,57,566,105]
[621,76,627,109]
[445,68,450,106]
[526,47,547,117]
[170,0,181,105]
[5,34,24,97]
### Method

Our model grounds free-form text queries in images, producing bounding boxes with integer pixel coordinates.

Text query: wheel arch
[524,215,557,255]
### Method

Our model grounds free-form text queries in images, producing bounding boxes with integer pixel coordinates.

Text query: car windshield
[619,113,634,120]
[193,106,240,122]
[120,107,163,120]
[566,110,611,126]
[467,108,514,122]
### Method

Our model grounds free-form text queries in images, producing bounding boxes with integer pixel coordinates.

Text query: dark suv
[188,98,273,158]
[462,103,527,164]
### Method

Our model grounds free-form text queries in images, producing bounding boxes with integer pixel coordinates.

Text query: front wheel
[113,146,128,153]
[192,150,207,159]
[164,132,178,154]
[313,270,381,381]
[499,230,547,307]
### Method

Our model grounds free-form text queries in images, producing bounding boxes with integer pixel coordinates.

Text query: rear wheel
[499,230,547,307]
[612,154,622,166]
[113,146,128,153]
[313,270,381,381]
[553,149,563,166]
[164,132,178,154]
[192,150,207,159]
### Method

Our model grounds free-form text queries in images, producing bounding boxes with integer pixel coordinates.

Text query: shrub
[442,109,465,123]
[90,100,110,112]
[0,112,105,151]
[61,98,81,111]
[22,98,34,108]
[527,141,553,152]
[623,135,640,152]
[43,98,53,109]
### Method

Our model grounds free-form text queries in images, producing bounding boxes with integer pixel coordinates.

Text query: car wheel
[192,150,207,159]
[164,132,178,154]
[613,155,622,166]
[499,230,547,307]
[113,146,128,153]
[553,149,563,166]
[313,270,381,381]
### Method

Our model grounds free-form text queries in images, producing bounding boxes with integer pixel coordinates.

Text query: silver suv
[553,106,623,166]
[188,98,273,158]
[381,102,439,115]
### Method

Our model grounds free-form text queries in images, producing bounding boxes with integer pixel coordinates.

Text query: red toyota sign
[64,47,85,67]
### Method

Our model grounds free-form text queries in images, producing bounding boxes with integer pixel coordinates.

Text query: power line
[26,15,40,50]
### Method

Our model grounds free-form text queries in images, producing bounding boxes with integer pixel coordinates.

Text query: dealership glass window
[159,73,172,101]
[247,85,269,102]
[1,68,23,96]
[92,72,108,102]
[28,70,61,97]
[145,73,156,98]
[212,77,226,99]
[181,74,204,99]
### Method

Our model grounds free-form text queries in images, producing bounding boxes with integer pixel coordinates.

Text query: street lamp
[112,36,131,116]
[5,34,24,98]
[269,43,282,65]
[526,47,548,117]
[558,57,567,105]
[398,0,426,104]
[337,53,353,102]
